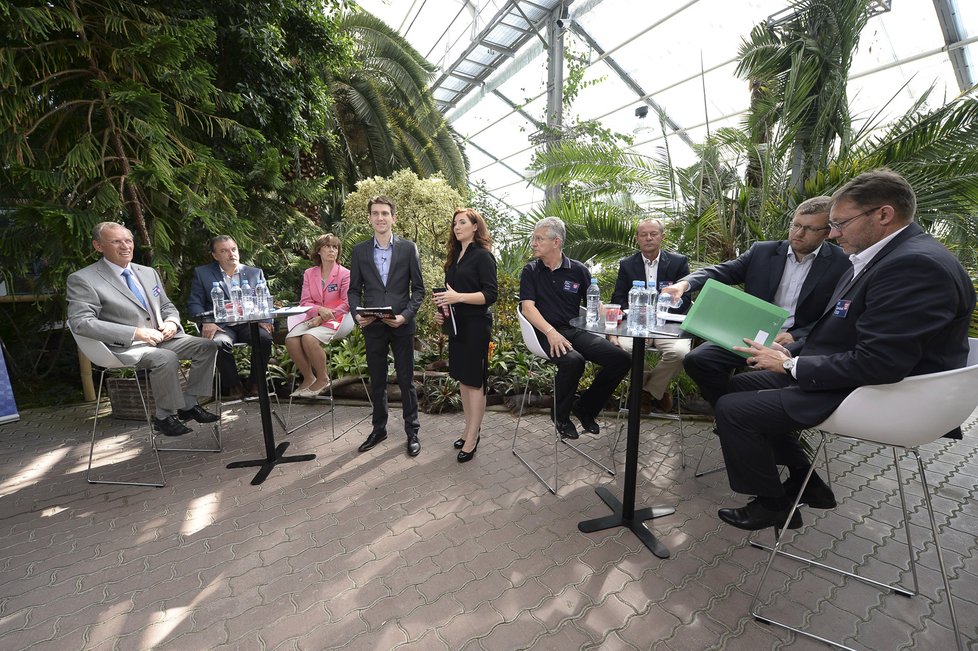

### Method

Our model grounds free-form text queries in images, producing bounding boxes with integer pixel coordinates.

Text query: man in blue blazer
[715,169,975,531]
[610,218,691,412]
[187,236,273,399]
[348,196,426,456]
[661,196,851,409]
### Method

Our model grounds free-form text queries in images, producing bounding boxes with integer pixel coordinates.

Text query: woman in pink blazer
[285,234,351,397]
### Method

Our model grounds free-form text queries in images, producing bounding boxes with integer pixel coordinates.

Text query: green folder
[680,279,789,357]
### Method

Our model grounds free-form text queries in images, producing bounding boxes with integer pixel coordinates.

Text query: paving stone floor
[1,398,977,650]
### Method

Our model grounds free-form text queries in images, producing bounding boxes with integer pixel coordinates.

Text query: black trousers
[714,370,822,499]
[214,323,272,391]
[683,342,747,407]
[536,326,630,422]
[364,323,420,436]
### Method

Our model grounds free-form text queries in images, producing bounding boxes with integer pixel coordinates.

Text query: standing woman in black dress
[433,208,498,462]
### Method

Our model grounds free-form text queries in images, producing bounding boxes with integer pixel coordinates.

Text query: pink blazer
[298,264,350,324]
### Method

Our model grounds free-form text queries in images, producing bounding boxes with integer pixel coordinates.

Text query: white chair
[749,338,978,651]
[273,311,365,439]
[71,328,220,487]
[511,307,615,495]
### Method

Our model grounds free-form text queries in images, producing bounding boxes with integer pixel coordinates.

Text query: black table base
[578,486,675,558]
[226,441,316,486]
[225,319,316,485]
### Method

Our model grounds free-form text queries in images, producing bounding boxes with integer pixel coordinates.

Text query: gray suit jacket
[348,235,425,328]
[67,258,185,351]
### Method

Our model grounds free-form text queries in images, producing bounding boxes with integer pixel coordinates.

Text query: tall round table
[570,316,688,558]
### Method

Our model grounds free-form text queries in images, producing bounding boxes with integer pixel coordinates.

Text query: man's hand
[546,329,572,357]
[382,314,407,328]
[660,281,688,301]
[201,323,222,339]
[773,331,795,345]
[160,321,178,341]
[608,335,621,348]
[733,338,791,373]
[356,314,376,327]
[135,327,164,346]
[259,322,274,333]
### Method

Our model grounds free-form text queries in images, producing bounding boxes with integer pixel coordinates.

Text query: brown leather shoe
[658,389,673,412]
[639,391,655,415]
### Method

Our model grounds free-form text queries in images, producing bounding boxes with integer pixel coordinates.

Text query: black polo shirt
[519,254,591,328]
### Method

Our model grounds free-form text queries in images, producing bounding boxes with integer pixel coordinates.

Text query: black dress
[445,245,498,389]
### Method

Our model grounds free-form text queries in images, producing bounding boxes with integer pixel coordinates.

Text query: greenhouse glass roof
[356,0,977,214]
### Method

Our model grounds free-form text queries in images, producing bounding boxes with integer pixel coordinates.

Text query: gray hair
[92,221,130,241]
[636,217,665,233]
[533,216,566,245]
[794,196,832,217]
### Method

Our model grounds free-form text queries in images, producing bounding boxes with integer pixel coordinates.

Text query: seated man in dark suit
[520,217,630,439]
[661,196,851,410]
[609,218,690,412]
[187,235,273,399]
[715,169,975,531]
[68,222,220,437]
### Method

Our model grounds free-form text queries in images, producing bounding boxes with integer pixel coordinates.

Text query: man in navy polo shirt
[519,217,630,439]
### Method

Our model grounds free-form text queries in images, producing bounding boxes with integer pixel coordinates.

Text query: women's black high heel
[454,427,479,449]
[457,436,480,463]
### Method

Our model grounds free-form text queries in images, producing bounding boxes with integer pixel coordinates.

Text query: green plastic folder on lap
[680,279,789,358]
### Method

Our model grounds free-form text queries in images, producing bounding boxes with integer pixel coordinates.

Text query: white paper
[272,306,310,315]
[754,329,770,345]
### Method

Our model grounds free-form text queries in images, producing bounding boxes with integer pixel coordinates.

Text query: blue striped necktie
[122,269,149,310]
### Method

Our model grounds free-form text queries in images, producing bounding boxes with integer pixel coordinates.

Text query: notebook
[680,279,789,357]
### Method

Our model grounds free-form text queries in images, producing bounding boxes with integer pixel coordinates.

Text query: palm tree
[319,12,469,201]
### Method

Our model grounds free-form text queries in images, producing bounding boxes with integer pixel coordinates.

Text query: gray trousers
[115,335,219,412]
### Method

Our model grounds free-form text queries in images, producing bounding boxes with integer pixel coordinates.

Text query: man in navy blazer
[714,169,975,532]
[348,195,426,457]
[609,218,691,411]
[187,235,273,399]
[661,196,851,409]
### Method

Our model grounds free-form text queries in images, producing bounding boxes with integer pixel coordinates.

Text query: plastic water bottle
[210,282,227,321]
[643,282,657,329]
[627,281,643,335]
[585,278,600,324]
[255,280,271,316]
[229,280,243,319]
[241,280,256,317]
[656,292,681,326]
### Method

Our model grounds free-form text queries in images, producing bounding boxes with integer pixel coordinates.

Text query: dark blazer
[683,240,851,338]
[611,250,691,313]
[348,235,425,329]
[445,244,498,318]
[187,262,270,323]
[778,223,976,432]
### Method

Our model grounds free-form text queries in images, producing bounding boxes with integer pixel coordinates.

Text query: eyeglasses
[788,223,830,234]
[828,206,882,232]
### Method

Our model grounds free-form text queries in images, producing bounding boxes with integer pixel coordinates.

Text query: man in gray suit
[68,222,220,437]
[348,196,425,456]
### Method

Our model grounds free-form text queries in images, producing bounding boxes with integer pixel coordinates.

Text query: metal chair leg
[87,369,166,487]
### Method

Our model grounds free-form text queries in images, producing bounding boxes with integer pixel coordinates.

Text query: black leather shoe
[406,433,421,457]
[457,436,479,463]
[153,415,193,437]
[718,499,802,531]
[555,419,579,440]
[571,401,600,434]
[358,430,387,453]
[453,438,465,449]
[783,474,837,509]
[177,405,220,423]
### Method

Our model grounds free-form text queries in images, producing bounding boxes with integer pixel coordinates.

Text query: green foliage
[418,375,462,414]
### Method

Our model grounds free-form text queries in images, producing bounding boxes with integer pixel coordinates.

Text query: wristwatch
[782,357,797,373]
